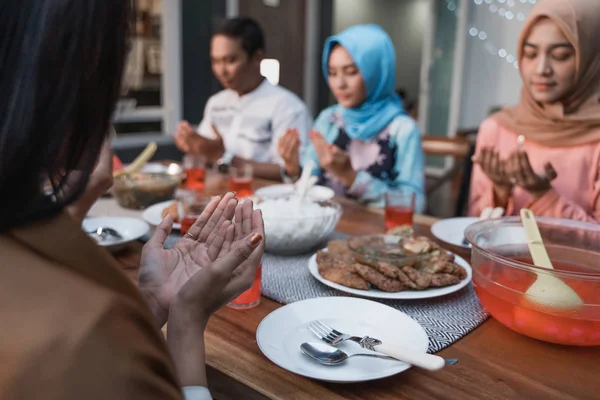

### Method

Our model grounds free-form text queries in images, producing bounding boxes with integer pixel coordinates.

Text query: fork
[308,320,446,371]
[86,226,123,242]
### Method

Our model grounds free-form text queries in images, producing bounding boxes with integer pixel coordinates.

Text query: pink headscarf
[494,0,600,147]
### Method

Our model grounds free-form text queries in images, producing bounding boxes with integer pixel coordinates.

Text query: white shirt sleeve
[269,101,313,165]
[197,97,215,139]
[182,386,213,400]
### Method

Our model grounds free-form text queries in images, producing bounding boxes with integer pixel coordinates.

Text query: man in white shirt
[175,17,312,180]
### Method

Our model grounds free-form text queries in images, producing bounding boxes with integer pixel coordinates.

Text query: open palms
[139,192,259,326]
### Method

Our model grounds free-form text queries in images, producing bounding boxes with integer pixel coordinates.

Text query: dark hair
[214,17,265,57]
[395,88,407,100]
[0,0,131,231]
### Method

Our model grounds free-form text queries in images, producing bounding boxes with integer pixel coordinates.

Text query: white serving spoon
[520,209,583,309]
[295,160,315,202]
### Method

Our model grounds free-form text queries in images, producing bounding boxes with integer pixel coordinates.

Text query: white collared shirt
[197,80,312,164]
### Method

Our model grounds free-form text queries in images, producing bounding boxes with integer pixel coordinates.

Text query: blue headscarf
[322,24,405,141]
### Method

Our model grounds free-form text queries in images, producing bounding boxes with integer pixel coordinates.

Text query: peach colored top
[469,117,600,222]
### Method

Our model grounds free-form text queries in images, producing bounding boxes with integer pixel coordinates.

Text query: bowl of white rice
[254,196,342,255]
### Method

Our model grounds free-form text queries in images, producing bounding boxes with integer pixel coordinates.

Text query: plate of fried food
[142,200,182,229]
[307,229,472,299]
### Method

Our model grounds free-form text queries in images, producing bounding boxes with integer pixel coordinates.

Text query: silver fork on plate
[308,320,448,371]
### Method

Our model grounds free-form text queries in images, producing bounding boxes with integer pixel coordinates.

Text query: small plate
[255,184,335,201]
[256,297,428,383]
[431,217,479,249]
[82,217,149,252]
[308,250,472,300]
[143,200,181,230]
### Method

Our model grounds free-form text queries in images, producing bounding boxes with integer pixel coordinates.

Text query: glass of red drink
[178,192,211,237]
[229,164,254,197]
[384,191,416,230]
[227,264,262,309]
[183,154,206,191]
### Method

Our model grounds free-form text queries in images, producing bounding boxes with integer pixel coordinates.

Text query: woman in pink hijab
[469,0,600,222]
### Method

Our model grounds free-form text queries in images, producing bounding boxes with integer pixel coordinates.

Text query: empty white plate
[255,184,335,201]
[256,297,429,383]
[83,217,149,252]
[430,217,480,249]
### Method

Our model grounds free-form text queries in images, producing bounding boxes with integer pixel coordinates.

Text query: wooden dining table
[110,173,598,400]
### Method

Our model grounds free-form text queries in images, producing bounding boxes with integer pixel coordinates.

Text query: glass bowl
[254,196,342,255]
[465,217,600,346]
[112,172,181,210]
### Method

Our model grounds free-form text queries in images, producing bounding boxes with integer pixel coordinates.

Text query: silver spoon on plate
[300,342,458,367]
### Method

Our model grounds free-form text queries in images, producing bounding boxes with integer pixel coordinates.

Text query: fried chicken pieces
[316,235,467,292]
[161,201,180,222]
[316,241,370,290]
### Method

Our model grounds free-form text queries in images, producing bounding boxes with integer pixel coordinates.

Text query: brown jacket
[0,212,183,399]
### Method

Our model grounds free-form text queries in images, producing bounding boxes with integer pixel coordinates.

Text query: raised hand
[278,129,301,177]
[472,147,514,206]
[472,147,513,188]
[174,120,197,153]
[310,130,357,187]
[173,198,265,321]
[174,121,226,163]
[138,192,238,327]
[505,151,557,200]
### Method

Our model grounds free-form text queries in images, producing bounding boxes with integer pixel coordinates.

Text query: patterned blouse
[296,106,425,211]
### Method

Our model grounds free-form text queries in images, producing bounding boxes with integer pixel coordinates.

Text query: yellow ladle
[520,209,583,309]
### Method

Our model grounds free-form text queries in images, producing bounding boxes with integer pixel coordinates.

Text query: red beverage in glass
[180,216,196,236]
[228,265,262,309]
[178,192,211,236]
[385,206,414,230]
[384,191,416,230]
[229,177,253,198]
[184,167,206,191]
[229,164,254,198]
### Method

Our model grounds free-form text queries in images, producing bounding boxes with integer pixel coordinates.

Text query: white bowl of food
[255,196,342,255]
[255,184,335,201]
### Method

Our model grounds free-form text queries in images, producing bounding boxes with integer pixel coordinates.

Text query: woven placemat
[259,234,489,354]
[90,198,489,353]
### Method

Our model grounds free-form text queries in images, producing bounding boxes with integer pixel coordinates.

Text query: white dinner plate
[256,297,429,383]
[142,200,181,230]
[308,250,472,300]
[430,217,479,249]
[82,217,149,252]
[255,184,335,201]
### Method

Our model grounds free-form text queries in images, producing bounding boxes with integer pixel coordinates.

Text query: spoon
[295,160,315,202]
[300,342,458,367]
[520,209,583,309]
[87,226,123,242]
[113,141,158,178]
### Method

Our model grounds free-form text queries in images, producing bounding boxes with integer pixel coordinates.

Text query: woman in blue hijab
[278,24,425,210]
